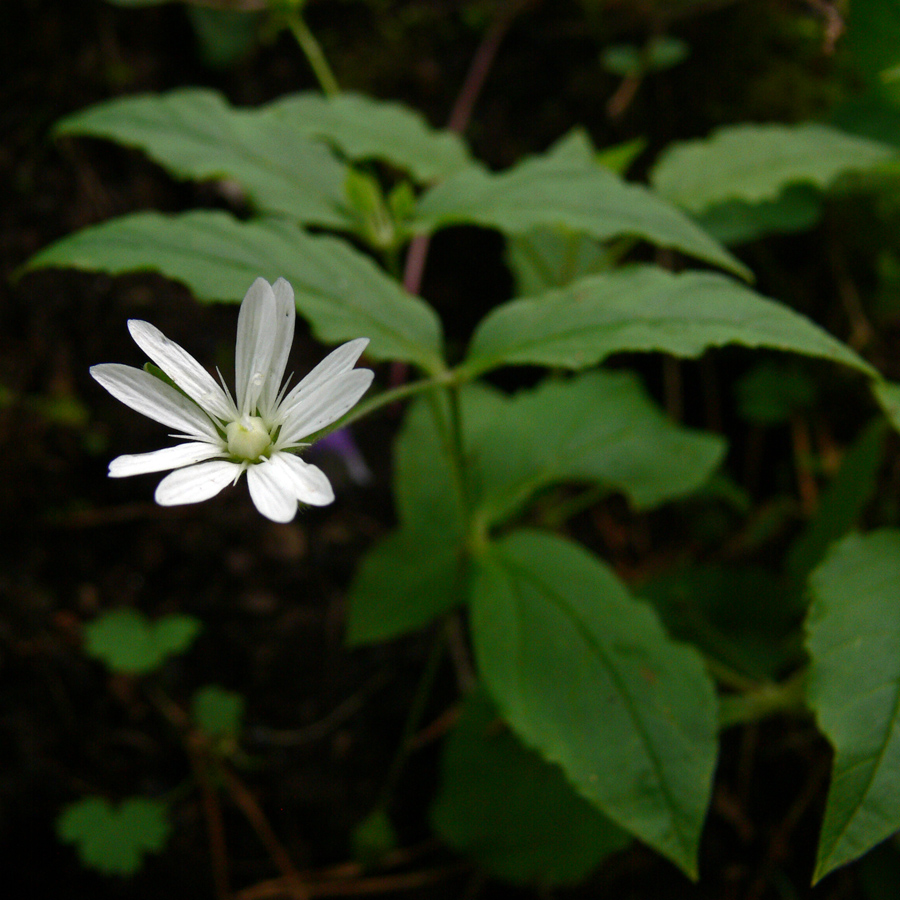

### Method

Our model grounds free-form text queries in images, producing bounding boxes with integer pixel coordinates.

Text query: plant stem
[400,0,535,299]
[379,624,447,805]
[285,9,340,97]
[426,388,472,526]
[218,764,309,899]
[717,668,808,730]
[328,376,446,435]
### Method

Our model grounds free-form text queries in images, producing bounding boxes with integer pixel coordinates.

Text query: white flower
[90,277,374,523]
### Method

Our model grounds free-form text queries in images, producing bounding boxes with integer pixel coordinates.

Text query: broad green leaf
[846,0,900,87]
[345,394,472,643]
[186,7,260,70]
[596,137,648,175]
[832,90,900,149]
[191,685,245,740]
[465,370,725,527]
[736,360,816,425]
[413,139,749,279]
[471,529,718,877]
[694,184,823,246]
[873,379,900,434]
[268,92,470,182]
[57,796,170,876]
[392,392,468,535]
[462,266,876,379]
[806,530,900,880]
[83,608,201,675]
[352,809,398,867]
[23,210,444,372]
[651,123,896,214]
[642,564,801,683]
[787,420,885,582]
[432,688,630,885]
[57,89,353,228]
[502,133,623,293]
[346,527,464,644]
[506,228,614,295]
[601,36,688,77]
[600,43,643,77]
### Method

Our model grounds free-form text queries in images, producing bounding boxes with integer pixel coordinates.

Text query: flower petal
[109,442,225,478]
[246,458,301,523]
[235,278,277,416]
[128,320,235,421]
[258,278,295,420]
[276,369,374,447]
[270,452,335,507]
[91,364,219,439]
[154,459,241,506]
[279,338,370,411]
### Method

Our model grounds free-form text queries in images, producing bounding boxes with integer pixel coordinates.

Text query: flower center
[225,416,272,462]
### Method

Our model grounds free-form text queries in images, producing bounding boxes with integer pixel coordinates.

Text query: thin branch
[219,764,310,900]
[401,0,538,298]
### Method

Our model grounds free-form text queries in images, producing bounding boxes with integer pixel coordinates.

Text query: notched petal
[246,459,300,523]
[109,442,225,478]
[154,459,240,506]
[91,363,219,439]
[127,320,235,420]
[272,452,335,507]
[235,277,277,415]
[277,369,375,446]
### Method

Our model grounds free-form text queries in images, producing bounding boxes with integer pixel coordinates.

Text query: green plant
[25,0,900,890]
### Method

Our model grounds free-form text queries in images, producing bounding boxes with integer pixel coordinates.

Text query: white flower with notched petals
[90,277,374,523]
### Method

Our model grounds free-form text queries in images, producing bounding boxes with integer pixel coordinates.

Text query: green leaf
[83,608,201,675]
[600,44,642,77]
[346,527,464,644]
[56,89,353,228]
[23,210,444,372]
[872,379,900,433]
[641,564,801,683]
[832,89,900,150]
[600,37,688,77]
[352,809,398,867]
[806,530,900,880]
[392,393,466,535]
[506,227,614,295]
[268,92,470,182]
[413,136,749,279]
[345,394,470,644]
[57,796,171,876]
[463,266,876,379]
[432,688,630,885]
[845,0,900,87]
[470,529,718,877]
[185,7,260,70]
[736,360,816,425]
[191,685,245,740]
[383,370,724,555]
[465,370,725,527]
[693,184,824,246]
[787,420,886,582]
[643,36,689,72]
[651,123,896,214]
[596,137,647,175]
